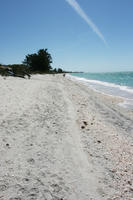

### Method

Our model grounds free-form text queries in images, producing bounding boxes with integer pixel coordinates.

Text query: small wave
[67,74,133,94]
[119,99,133,109]
[67,74,133,109]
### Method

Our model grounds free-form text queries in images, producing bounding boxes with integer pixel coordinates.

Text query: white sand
[0,74,133,200]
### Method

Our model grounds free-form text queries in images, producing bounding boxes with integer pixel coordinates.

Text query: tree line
[0,49,65,76]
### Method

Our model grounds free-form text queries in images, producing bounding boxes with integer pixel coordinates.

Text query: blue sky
[0,0,133,72]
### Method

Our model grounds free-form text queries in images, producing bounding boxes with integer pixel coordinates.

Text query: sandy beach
[0,74,133,200]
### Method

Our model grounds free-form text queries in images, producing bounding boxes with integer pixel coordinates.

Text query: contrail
[65,0,107,45]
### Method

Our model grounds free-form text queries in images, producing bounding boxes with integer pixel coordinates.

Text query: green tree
[23,49,52,72]
[57,68,63,73]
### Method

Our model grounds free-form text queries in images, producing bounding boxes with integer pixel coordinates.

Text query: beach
[0,74,133,200]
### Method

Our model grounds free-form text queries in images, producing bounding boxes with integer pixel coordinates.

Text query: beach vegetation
[57,68,63,73]
[23,49,52,73]
[0,48,67,77]
[52,68,64,74]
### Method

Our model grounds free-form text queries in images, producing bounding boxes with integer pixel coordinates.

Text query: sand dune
[0,74,133,200]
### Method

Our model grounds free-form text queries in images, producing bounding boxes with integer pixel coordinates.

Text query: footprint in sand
[27,192,38,200]
[9,198,22,200]
[0,184,8,192]
[51,184,62,193]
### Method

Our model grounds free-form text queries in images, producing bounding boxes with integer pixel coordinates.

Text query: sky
[0,0,133,72]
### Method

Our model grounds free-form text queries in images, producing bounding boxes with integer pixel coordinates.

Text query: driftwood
[0,66,31,79]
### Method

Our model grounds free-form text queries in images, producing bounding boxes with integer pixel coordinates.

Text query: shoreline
[67,74,133,110]
[0,74,133,200]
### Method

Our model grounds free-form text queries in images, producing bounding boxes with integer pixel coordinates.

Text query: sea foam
[67,74,133,109]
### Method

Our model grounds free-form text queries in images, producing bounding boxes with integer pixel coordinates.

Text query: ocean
[68,72,133,109]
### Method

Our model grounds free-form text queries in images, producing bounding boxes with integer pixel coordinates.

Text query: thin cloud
[65,0,107,45]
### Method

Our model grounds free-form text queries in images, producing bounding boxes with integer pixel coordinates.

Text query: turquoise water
[71,72,133,88]
[68,72,133,109]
